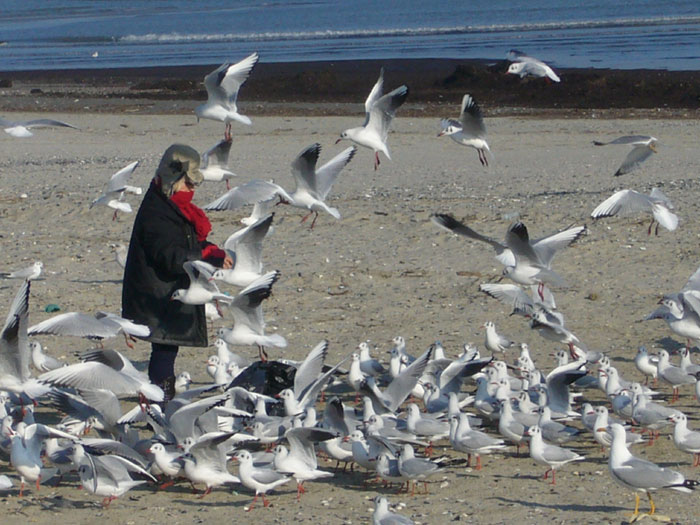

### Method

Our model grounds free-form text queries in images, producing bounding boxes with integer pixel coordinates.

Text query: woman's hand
[223,255,234,269]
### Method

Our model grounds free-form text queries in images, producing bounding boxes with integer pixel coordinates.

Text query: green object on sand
[44,304,61,313]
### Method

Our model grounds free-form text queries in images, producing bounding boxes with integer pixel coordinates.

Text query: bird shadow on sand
[171,497,249,509]
[490,495,626,514]
[651,337,685,353]
[16,493,102,510]
[67,278,123,285]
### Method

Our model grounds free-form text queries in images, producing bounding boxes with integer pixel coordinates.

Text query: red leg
[374,152,380,170]
[296,482,306,501]
[476,455,482,471]
[124,332,135,349]
[263,494,271,507]
[247,493,258,512]
[197,486,212,499]
[310,212,318,229]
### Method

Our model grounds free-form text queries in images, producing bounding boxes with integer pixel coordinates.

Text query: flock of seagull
[0,48,698,525]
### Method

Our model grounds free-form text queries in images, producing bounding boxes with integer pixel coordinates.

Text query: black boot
[156,376,176,407]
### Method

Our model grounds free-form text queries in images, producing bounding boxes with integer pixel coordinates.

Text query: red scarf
[170,190,211,242]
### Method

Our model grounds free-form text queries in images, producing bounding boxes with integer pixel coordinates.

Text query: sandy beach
[1,64,700,524]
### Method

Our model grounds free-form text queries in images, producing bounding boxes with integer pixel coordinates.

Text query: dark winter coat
[122,183,208,347]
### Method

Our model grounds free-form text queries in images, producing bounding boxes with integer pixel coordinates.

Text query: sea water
[0,0,699,71]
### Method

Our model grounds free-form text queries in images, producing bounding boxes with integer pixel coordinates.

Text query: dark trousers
[149,343,179,384]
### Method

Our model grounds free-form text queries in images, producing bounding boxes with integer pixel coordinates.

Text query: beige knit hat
[156,144,203,196]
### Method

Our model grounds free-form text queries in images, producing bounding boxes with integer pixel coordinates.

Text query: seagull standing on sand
[634,346,658,385]
[76,452,154,508]
[0,261,43,281]
[336,68,408,170]
[483,321,515,354]
[667,413,700,466]
[607,423,698,520]
[593,135,658,176]
[9,422,76,496]
[437,94,492,166]
[234,449,289,511]
[526,425,584,485]
[591,188,677,234]
[179,432,240,498]
[655,349,697,402]
[29,341,63,372]
[272,427,335,500]
[506,50,560,82]
[373,495,414,525]
[195,52,259,140]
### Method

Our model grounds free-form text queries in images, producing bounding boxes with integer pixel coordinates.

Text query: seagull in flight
[336,68,408,170]
[506,50,560,82]
[591,187,677,234]
[200,139,237,189]
[195,52,259,140]
[593,135,658,176]
[90,161,142,221]
[0,116,78,138]
[205,143,355,229]
[437,94,492,166]
[431,213,586,275]
[210,213,274,288]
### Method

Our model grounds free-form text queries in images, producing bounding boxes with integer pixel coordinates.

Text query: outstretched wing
[204,179,292,211]
[314,146,356,200]
[459,94,487,139]
[106,161,140,193]
[0,281,31,382]
[204,52,259,109]
[591,189,652,219]
[291,143,321,196]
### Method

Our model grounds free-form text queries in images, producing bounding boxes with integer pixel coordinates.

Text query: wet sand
[0,62,699,524]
